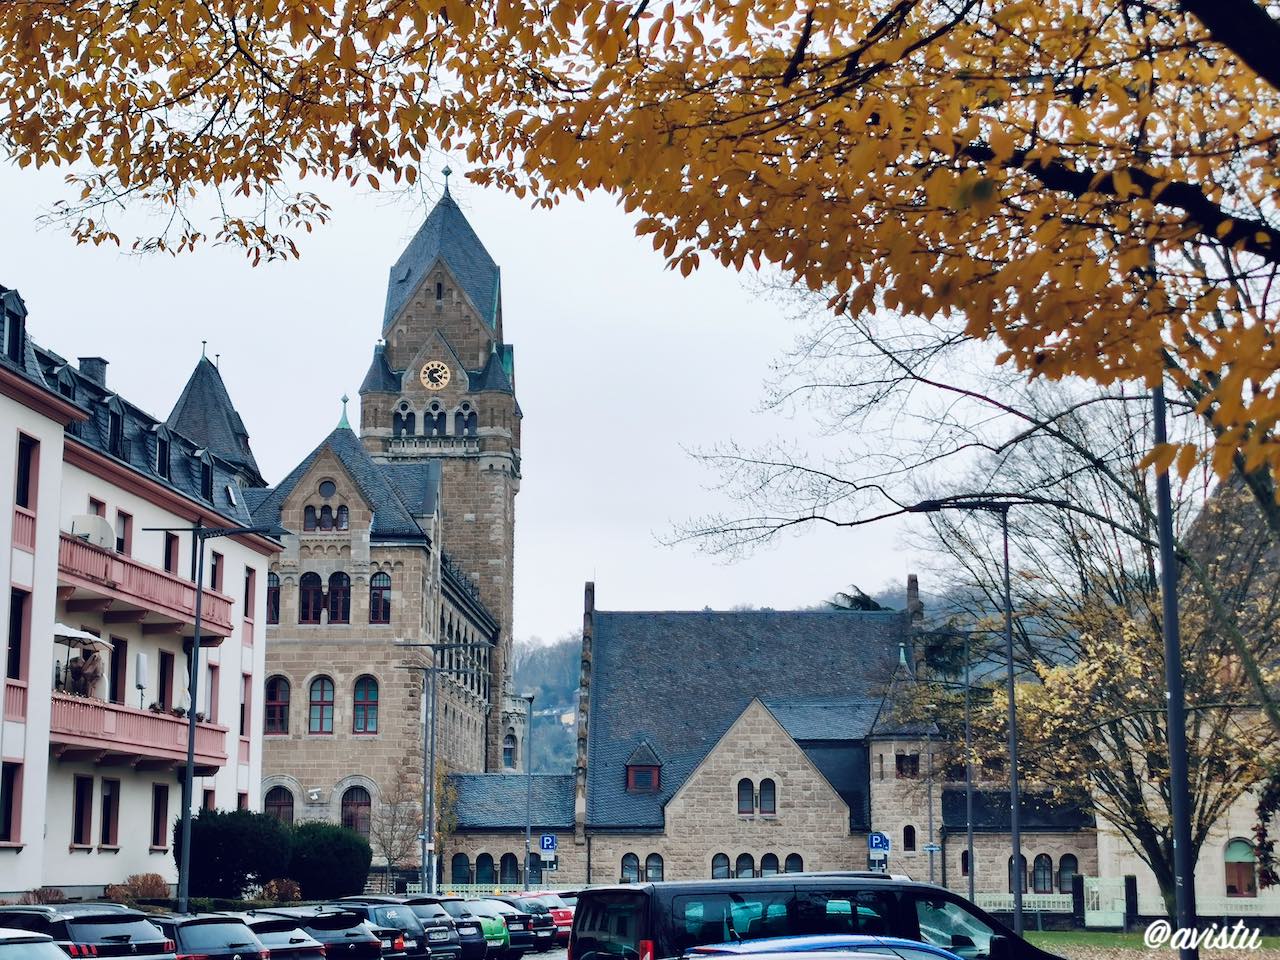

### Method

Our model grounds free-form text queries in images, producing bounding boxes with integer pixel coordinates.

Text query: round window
[319,480,337,498]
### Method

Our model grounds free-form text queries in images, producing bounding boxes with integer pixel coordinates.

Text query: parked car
[569,878,1064,960]
[253,908,381,960]
[224,915,325,960]
[395,898,465,960]
[436,898,501,960]
[686,936,966,960]
[0,906,174,960]
[320,905,425,960]
[523,896,572,946]
[463,901,529,960]
[0,929,73,960]
[150,915,267,960]
[490,898,554,952]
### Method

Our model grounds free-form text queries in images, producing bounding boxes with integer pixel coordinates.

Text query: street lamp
[908,499,1024,934]
[523,692,535,892]
[144,521,284,914]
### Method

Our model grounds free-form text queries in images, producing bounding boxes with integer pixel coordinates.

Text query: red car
[521,896,572,945]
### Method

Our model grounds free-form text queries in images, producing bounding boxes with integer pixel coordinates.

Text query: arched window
[1008,854,1028,893]
[454,410,466,436]
[299,573,323,624]
[303,505,317,531]
[1058,854,1078,894]
[712,853,730,879]
[369,572,391,624]
[337,505,349,530]
[903,825,917,851]
[353,676,378,734]
[1033,854,1054,893]
[759,778,777,815]
[328,572,351,623]
[961,849,972,877]
[528,854,543,886]
[341,786,371,838]
[500,853,520,885]
[308,676,334,734]
[620,853,640,883]
[1226,839,1258,898]
[737,778,754,814]
[266,573,280,624]
[393,409,416,437]
[451,853,471,885]
[735,853,755,879]
[264,786,294,824]
[645,854,664,882]
[427,406,446,437]
[265,676,289,734]
[503,731,517,769]
[785,853,803,874]
[476,854,495,885]
[760,853,780,877]
[464,411,477,436]
[319,505,334,531]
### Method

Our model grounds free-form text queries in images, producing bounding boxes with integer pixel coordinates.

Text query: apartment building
[0,283,280,898]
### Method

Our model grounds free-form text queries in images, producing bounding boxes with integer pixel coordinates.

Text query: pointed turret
[167,354,265,488]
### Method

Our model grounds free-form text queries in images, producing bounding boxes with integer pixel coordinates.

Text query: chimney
[574,581,595,845]
[906,573,924,623]
[78,357,108,387]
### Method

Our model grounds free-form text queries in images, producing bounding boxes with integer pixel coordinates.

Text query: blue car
[687,936,964,960]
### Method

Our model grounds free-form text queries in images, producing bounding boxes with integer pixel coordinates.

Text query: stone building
[251,182,527,852]
[443,581,1097,895]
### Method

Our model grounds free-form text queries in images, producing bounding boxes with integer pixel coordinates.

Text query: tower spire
[338,394,351,429]
[442,165,453,197]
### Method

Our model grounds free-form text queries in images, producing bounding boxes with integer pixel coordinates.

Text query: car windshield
[292,914,366,933]
[406,904,450,921]
[66,920,164,944]
[0,942,72,960]
[370,909,424,935]
[536,896,568,909]
[175,922,261,951]
[439,903,470,920]
[517,901,550,916]
[463,903,497,919]
[483,903,519,916]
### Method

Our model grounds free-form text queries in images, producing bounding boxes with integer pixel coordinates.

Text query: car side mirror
[952,935,975,949]
[988,934,1012,960]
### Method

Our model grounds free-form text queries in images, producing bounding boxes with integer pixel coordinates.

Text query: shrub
[124,874,170,899]
[103,885,134,905]
[288,822,372,900]
[173,809,292,899]
[261,878,302,902]
[19,888,67,905]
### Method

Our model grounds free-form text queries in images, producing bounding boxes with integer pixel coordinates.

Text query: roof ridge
[167,355,263,485]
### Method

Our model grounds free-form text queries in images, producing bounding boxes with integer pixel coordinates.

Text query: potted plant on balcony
[172,705,187,719]
[148,701,164,714]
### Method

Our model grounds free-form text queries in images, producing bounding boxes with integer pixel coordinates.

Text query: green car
[462,900,511,958]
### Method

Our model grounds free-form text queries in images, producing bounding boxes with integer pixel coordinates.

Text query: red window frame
[737,778,754,815]
[88,496,105,518]
[369,572,391,624]
[353,675,378,734]
[265,786,294,824]
[266,573,280,624]
[158,650,175,710]
[115,510,132,555]
[308,676,334,734]
[151,783,169,849]
[209,551,223,592]
[7,587,30,682]
[626,765,660,793]
[341,786,371,837]
[164,532,180,574]
[72,775,93,846]
[14,433,38,512]
[99,778,120,846]
[298,573,323,624]
[0,761,22,843]
[328,572,351,624]
[243,567,256,615]
[265,676,290,734]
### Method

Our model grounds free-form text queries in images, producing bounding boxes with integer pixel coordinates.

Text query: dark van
[568,878,1063,960]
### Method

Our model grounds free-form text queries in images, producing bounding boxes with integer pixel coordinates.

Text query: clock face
[420,360,451,390]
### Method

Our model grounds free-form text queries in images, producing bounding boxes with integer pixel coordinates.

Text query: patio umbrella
[53,623,113,688]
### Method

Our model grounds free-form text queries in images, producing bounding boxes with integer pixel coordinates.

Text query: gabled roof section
[167,356,264,487]
[625,741,662,767]
[764,696,883,741]
[359,341,399,394]
[383,190,500,332]
[249,426,426,541]
[469,344,514,393]
[449,774,575,830]
[379,460,442,517]
[586,608,907,830]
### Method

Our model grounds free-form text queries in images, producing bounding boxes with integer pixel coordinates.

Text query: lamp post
[397,642,489,894]
[908,500,1023,934]
[523,692,535,892]
[144,521,283,914]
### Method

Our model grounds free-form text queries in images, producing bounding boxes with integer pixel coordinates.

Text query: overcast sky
[0,162,917,643]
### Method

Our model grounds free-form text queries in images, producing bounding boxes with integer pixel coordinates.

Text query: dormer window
[57,367,76,401]
[106,400,126,458]
[626,765,660,793]
[156,434,171,480]
[3,291,26,364]
[198,453,214,501]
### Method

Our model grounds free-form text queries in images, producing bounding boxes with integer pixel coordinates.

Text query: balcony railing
[58,532,234,636]
[3,679,27,721]
[12,507,35,552]
[49,693,227,771]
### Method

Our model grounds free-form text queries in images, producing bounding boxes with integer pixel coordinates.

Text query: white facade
[0,313,276,899]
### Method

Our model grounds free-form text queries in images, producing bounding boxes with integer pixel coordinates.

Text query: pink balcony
[3,679,27,721]
[58,532,234,640]
[12,507,35,552]
[49,693,228,773]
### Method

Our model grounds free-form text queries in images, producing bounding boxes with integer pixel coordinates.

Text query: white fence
[404,883,573,896]
[974,893,1073,914]
[1084,877,1127,928]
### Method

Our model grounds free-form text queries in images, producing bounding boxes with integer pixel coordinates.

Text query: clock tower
[358,179,521,771]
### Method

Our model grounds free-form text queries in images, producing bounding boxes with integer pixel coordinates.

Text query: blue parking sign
[868,831,891,852]
[540,834,557,852]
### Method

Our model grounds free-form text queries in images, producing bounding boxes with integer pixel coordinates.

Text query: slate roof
[359,342,400,394]
[765,697,883,741]
[625,742,662,766]
[586,609,907,830]
[379,461,443,516]
[469,346,514,393]
[167,356,264,486]
[249,426,427,541]
[383,189,501,331]
[941,789,1095,833]
[450,774,576,830]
